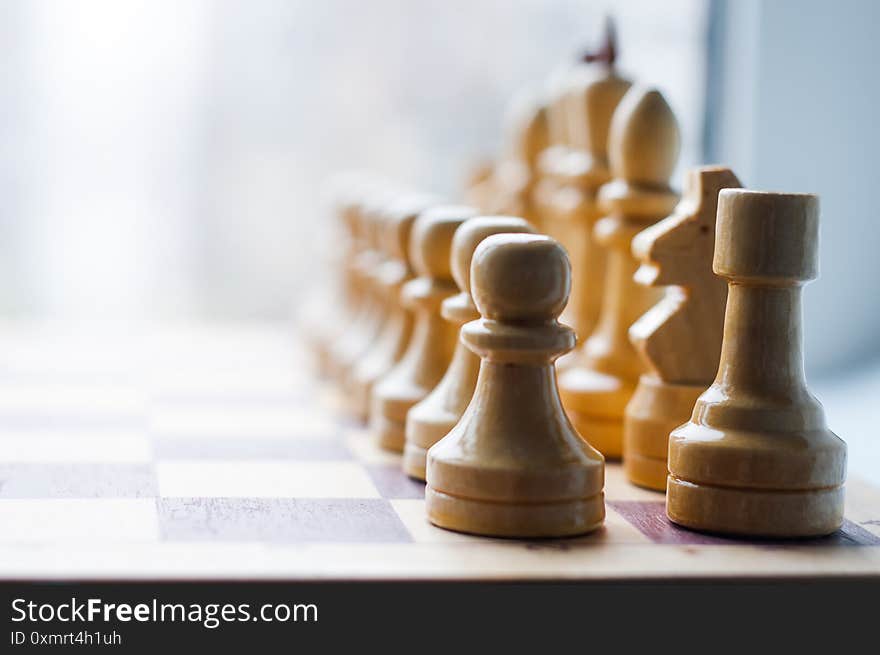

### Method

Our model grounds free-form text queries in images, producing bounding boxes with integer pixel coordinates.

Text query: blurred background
[0,0,877,475]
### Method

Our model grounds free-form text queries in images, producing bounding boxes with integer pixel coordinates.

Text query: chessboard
[0,323,878,581]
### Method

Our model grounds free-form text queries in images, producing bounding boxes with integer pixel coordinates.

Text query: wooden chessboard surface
[0,322,877,581]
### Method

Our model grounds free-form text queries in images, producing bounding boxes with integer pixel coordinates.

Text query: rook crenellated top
[714,190,819,284]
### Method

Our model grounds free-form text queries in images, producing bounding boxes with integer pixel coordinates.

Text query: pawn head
[327,171,372,218]
[451,216,536,296]
[336,176,384,240]
[410,205,478,279]
[471,234,571,322]
[358,182,401,247]
[383,193,441,265]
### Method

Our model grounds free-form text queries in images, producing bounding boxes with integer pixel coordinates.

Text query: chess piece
[302,172,373,377]
[537,27,632,362]
[485,90,549,228]
[426,234,605,537]
[403,216,537,480]
[462,159,496,214]
[532,63,584,332]
[346,193,441,422]
[558,87,680,458]
[532,62,579,235]
[623,166,741,490]
[326,181,395,383]
[370,205,476,452]
[667,190,847,537]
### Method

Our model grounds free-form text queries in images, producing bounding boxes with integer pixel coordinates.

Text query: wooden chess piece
[330,185,406,392]
[324,179,388,382]
[346,193,441,422]
[426,234,605,537]
[532,63,583,333]
[538,29,632,363]
[532,62,579,236]
[667,190,847,537]
[485,90,549,229]
[462,159,496,215]
[403,215,537,480]
[302,172,372,377]
[557,87,680,458]
[370,205,476,452]
[623,166,741,490]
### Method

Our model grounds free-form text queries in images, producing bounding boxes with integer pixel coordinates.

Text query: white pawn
[426,234,605,538]
[403,216,537,480]
[370,205,475,451]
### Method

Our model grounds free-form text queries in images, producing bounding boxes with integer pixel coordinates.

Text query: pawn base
[402,443,428,480]
[623,377,705,490]
[404,409,460,481]
[371,385,426,454]
[370,414,406,453]
[313,345,333,379]
[567,410,623,459]
[345,378,372,424]
[623,452,668,492]
[666,476,845,538]
[425,487,605,538]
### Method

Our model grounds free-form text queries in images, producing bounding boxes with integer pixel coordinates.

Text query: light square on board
[151,406,338,440]
[0,498,159,542]
[391,499,494,544]
[156,461,381,498]
[0,328,136,379]
[365,464,427,499]
[344,431,401,466]
[0,464,157,498]
[0,383,146,422]
[149,370,306,399]
[603,464,666,502]
[153,389,306,407]
[0,431,151,463]
[153,436,351,461]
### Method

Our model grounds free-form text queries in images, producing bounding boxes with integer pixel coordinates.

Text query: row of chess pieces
[301,31,846,540]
